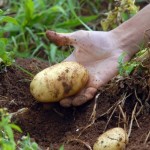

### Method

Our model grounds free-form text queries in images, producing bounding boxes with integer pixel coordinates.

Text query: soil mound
[0,58,150,150]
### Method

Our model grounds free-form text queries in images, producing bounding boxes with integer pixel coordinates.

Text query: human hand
[46,30,130,107]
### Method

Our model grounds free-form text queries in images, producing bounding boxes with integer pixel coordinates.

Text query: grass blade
[67,0,92,31]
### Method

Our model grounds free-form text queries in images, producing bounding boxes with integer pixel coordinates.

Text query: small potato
[30,61,89,102]
[93,127,128,150]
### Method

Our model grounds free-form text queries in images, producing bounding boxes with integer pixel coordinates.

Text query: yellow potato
[93,127,128,150]
[30,61,89,102]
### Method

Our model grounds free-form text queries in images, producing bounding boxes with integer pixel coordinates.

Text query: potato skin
[93,127,128,150]
[30,61,89,102]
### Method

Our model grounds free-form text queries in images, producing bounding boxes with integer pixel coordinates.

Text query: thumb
[46,30,76,46]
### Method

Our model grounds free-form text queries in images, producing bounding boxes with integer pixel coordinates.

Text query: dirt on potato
[0,58,150,150]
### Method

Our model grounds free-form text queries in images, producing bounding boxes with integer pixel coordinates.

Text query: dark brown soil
[0,58,150,150]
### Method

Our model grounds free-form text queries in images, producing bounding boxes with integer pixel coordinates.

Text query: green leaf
[0,39,14,66]
[31,43,43,57]
[4,126,14,140]
[30,142,39,149]
[3,23,20,32]
[19,134,40,150]
[50,44,57,63]
[56,15,98,28]
[26,27,38,42]
[15,64,34,77]
[125,62,139,75]
[0,139,16,150]
[34,0,46,10]
[67,0,92,31]
[118,52,127,65]
[10,124,22,133]
[49,5,67,16]
[0,16,18,25]
[121,12,129,21]
[59,145,64,150]
[23,0,35,25]
[0,9,3,15]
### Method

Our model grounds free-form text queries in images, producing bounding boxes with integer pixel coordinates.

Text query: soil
[0,58,150,150]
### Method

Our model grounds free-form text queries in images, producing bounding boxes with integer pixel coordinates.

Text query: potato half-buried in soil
[30,61,89,102]
[93,127,128,150]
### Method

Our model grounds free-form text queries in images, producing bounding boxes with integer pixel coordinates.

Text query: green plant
[18,134,40,150]
[59,145,64,150]
[1,0,145,64]
[0,108,41,150]
[0,38,14,68]
[118,52,140,76]
[118,47,150,76]
[101,0,139,31]
[0,9,17,69]
[0,108,22,150]
[3,0,98,63]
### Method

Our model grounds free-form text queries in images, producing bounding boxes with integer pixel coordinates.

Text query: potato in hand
[30,61,89,102]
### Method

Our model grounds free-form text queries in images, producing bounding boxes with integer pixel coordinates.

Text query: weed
[18,134,40,150]
[101,0,139,31]
[0,108,41,150]
[118,53,140,76]
[0,9,17,69]
[59,145,64,150]
[15,64,34,78]
[0,108,21,150]
[0,38,14,69]
[118,48,149,76]
[2,0,98,63]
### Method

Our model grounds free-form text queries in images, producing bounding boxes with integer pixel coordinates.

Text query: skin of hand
[46,30,129,107]
[46,4,150,107]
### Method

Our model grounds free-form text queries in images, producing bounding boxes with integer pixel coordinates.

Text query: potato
[30,61,89,102]
[93,127,128,150]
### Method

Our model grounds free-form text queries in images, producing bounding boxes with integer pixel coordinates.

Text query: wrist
[110,4,150,57]
[110,28,140,57]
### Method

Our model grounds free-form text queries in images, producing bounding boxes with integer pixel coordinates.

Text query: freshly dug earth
[0,58,150,150]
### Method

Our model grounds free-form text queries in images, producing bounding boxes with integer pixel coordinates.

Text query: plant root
[11,107,29,118]
[128,102,138,138]
[118,104,127,131]
[144,130,150,145]
[67,138,92,150]
[77,93,100,137]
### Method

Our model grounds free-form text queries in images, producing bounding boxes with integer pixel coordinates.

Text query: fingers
[59,98,72,107]
[59,87,97,107]
[46,30,76,46]
[72,87,97,106]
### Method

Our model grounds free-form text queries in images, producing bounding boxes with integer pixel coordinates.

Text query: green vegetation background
[0,0,144,66]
